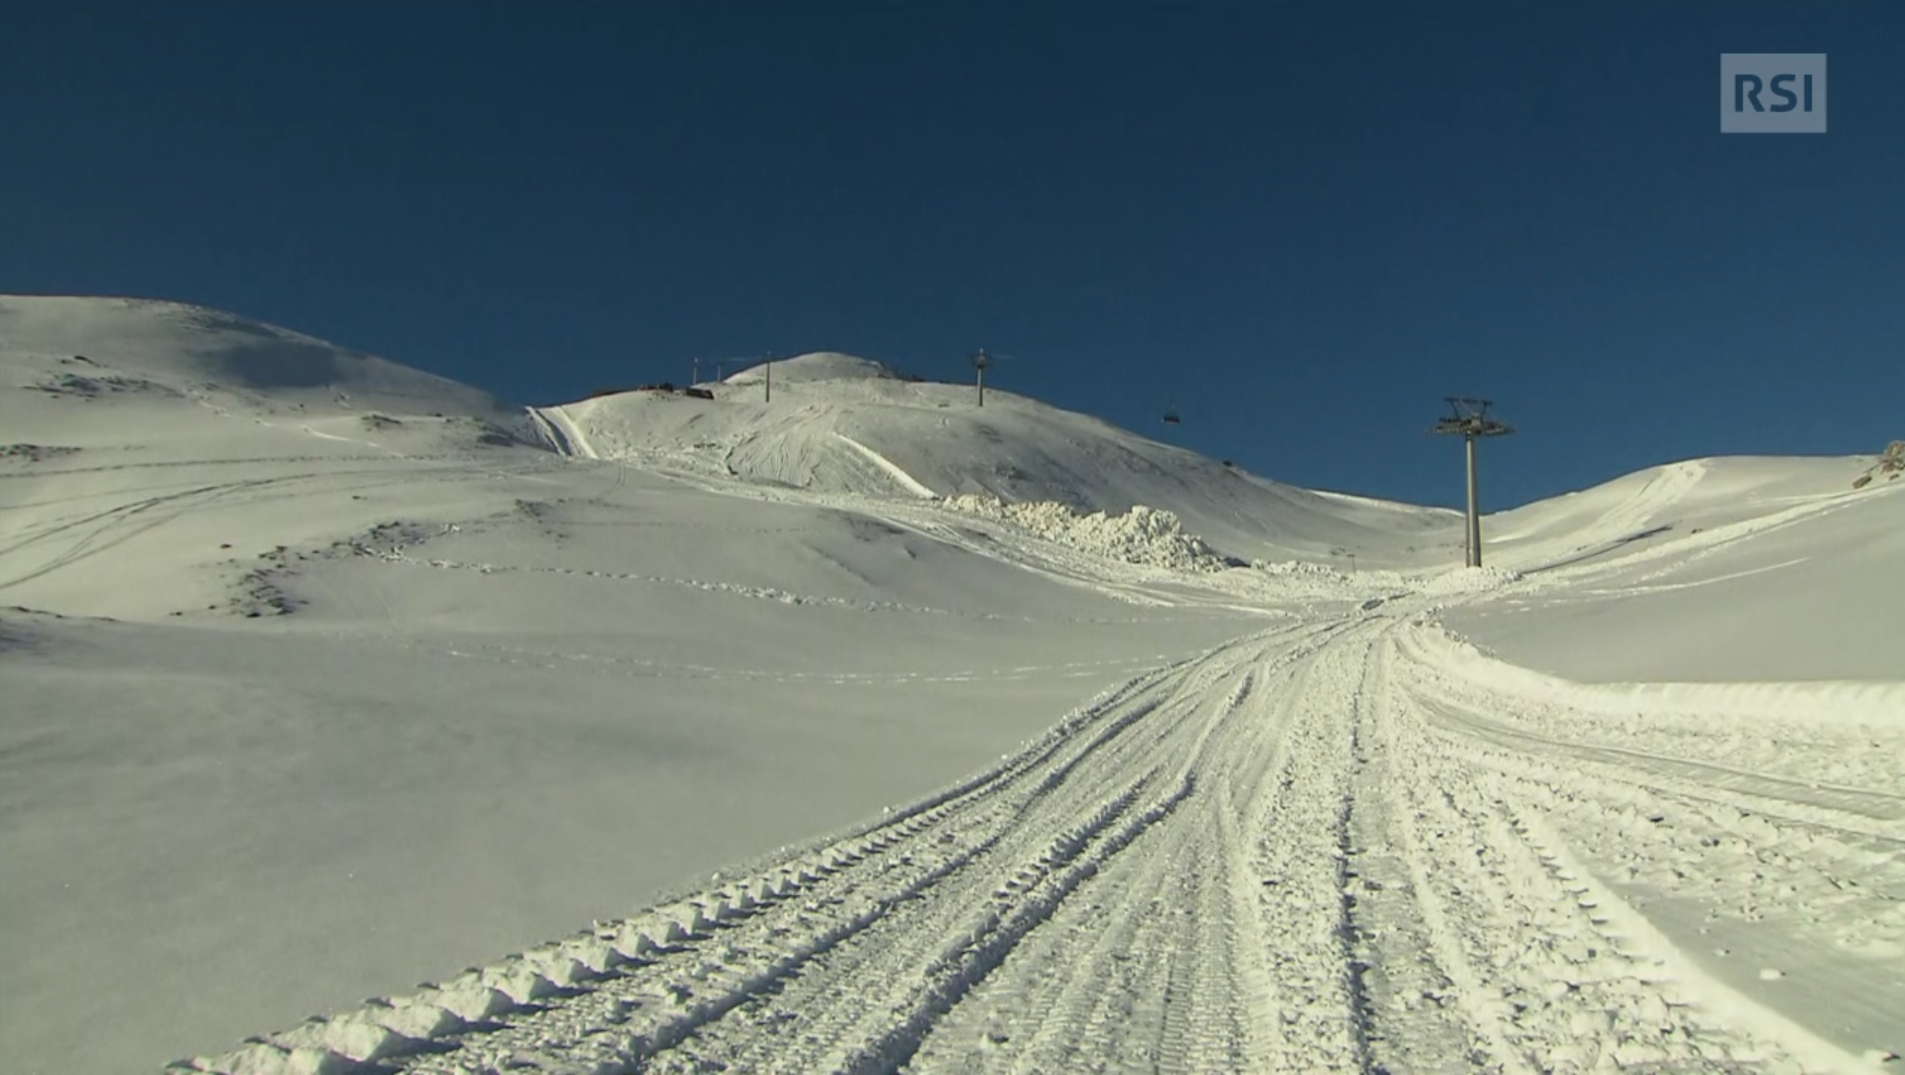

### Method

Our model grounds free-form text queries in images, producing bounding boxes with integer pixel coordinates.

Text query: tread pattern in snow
[169,613,1892,1074]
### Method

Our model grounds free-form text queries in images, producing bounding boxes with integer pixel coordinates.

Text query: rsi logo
[1734,73,1815,114]
[1721,54,1826,133]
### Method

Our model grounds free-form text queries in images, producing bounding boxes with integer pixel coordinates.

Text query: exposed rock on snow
[0,442,82,462]
[1852,439,1904,488]
[30,371,182,399]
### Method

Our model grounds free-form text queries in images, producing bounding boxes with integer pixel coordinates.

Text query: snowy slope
[0,301,1268,1072]
[0,295,509,420]
[1483,455,1879,570]
[1449,455,1905,682]
[0,296,542,621]
[1,299,1900,1074]
[531,352,1462,569]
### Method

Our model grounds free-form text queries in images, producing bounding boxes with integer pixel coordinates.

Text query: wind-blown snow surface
[1,298,1900,1074]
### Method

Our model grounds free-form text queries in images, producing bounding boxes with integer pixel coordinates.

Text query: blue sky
[3,1,1900,509]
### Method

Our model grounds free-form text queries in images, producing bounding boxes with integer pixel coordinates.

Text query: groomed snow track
[170,608,1893,1074]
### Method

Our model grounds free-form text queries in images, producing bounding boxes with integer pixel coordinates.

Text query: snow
[939,494,1233,572]
[1,296,1900,1074]
[1444,455,1904,682]
[531,350,1464,569]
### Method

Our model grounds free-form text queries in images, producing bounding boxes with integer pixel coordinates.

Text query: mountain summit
[534,351,1455,567]
[721,351,902,385]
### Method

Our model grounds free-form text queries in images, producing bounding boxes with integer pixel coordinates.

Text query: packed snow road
[174,603,1896,1074]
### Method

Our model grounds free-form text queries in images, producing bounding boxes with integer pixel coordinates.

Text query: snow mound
[723,352,901,385]
[1250,559,1347,580]
[942,494,1231,572]
[1415,564,1522,595]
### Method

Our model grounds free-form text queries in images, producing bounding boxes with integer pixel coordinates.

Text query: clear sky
[3,1,1900,509]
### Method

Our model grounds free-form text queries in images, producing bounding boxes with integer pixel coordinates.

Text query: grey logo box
[1721,54,1826,133]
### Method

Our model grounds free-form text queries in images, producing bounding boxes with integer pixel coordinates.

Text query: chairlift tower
[970,349,991,407]
[1430,397,1514,568]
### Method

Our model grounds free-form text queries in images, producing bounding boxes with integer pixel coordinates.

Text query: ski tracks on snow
[171,610,1894,1074]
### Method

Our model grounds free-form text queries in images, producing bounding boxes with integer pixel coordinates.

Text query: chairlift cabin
[1162,402,1181,425]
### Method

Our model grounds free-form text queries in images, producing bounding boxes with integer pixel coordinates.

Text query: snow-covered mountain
[1,297,1456,568]
[532,350,1460,568]
[0,295,509,419]
[2,297,1900,1074]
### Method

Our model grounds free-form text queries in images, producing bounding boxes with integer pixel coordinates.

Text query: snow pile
[1249,559,1346,582]
[941,494,1230,572]
[1414,564,1522,595]
[1210,558,1370,603]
